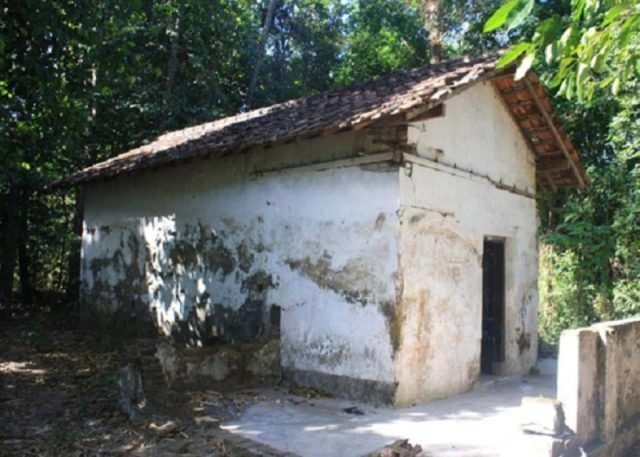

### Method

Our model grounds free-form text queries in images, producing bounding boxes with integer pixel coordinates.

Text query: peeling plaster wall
[81,131,399,393]
[395,82,538,406]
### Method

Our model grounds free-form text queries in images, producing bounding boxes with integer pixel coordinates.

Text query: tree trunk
[18,182,33,305]
[244,0,279,109]
[422,0,444,62]
[164,4,182,111]
[0,182,20,309]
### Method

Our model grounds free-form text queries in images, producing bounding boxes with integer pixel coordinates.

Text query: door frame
[481,236,506,375]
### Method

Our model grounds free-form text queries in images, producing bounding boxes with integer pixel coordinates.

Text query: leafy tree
[0,0,91,307]
[438,0,504,55]
[249,0,349,106]
[485,0,640,100]
[538,91,640,346]
[335,0,429,85]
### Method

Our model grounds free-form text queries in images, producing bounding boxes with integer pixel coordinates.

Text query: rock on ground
[361,439,423,457]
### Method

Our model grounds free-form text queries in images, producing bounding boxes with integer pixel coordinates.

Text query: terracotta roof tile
[55,52,586,189]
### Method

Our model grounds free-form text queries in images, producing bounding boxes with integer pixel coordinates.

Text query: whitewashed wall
[395,82,539,406]
[81,132,399,397]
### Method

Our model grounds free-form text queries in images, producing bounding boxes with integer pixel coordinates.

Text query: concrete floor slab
[223,373,558,457]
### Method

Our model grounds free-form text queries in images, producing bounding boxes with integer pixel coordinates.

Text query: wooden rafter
[537,157,571,173]
[493,73,587,190]
[522,77,585,187]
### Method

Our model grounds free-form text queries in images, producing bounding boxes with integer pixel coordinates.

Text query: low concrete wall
[557,317,640,455]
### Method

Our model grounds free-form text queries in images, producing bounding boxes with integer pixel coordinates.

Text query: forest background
[1,0,638,350]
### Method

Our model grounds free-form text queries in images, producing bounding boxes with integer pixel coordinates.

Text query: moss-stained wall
[81,131,401,400]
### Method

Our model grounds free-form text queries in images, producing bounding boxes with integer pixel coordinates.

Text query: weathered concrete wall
[81,131,400,400]
[395,82,539,405]
[557,317,640,455]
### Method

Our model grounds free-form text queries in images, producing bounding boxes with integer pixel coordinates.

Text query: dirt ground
[0,308,290,457]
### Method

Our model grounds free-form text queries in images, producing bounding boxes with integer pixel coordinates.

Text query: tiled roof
[55,52,586,189]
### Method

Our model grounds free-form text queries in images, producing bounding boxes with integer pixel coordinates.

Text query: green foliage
[438,0,506,55]
[335,0,429,85]
[609,93,640,318]
[484,0,534,33]
[250,0,349,106]
[0,0,260,305]
[538,89,640,347]
[486,0,640,100]
[539,246,591,348]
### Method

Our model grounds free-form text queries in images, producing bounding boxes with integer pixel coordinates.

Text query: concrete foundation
[155,337,280,391]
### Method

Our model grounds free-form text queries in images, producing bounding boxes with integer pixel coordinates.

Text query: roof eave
[492,72,588,190]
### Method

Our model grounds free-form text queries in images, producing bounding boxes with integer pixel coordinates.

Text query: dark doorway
[481,239,505,374]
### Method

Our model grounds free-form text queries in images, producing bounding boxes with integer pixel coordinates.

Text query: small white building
[58,54,587,406]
